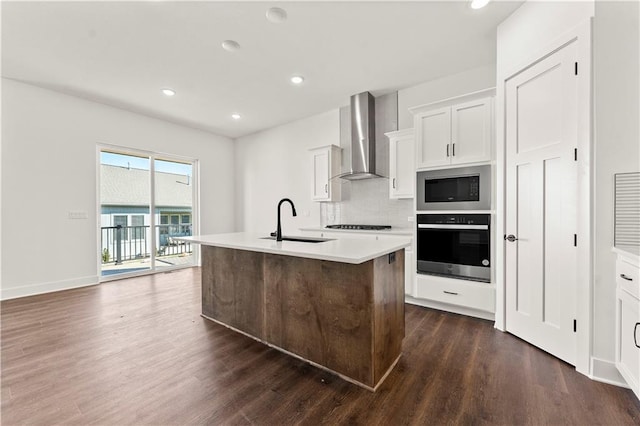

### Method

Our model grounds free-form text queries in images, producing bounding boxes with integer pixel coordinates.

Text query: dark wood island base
[201,245,405,391]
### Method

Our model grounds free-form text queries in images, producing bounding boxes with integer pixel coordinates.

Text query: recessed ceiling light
[221,40,241,52]
[162,88,176,97]
[266,7,287,23]
[470,0,490,9]
[290,75,304,85]
[231,113,241,120]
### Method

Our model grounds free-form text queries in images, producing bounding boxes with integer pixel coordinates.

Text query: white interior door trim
[495,18,593,376]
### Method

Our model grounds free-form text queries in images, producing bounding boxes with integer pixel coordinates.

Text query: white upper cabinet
[451,98,492,165]
[386,128,415,199]
[310,145,341,202]
[411,91,494,170]
[415,107,451,168]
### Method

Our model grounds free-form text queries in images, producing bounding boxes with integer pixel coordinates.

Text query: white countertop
[299,227,413,236]
[613,245,640,262]
[177,232,411,264]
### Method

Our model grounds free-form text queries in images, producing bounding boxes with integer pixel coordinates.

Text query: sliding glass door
[99,148,196,279]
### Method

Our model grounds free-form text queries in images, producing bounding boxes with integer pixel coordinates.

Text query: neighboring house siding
[100,164,192,207]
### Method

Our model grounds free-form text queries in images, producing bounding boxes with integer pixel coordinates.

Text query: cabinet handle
[443,290,458,296]
[620,273,633,281]
[446,144,450,157]
[452,143,455,156]
[392,178,396,189]
[635,323,640,349]
[324,183,328,193]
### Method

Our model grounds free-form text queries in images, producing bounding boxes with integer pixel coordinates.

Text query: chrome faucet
[276,198,297,241]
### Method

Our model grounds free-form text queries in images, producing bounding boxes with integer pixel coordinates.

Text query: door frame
[495,19,592,376]
[95,143,200,281]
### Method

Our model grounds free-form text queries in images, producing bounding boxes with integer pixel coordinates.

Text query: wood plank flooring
[2,268,639,425]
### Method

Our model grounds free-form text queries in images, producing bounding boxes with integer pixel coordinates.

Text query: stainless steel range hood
[338,92,384,180]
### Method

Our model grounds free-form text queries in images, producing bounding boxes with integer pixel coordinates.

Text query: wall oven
[417,214,491,282]
[416,165,491,211]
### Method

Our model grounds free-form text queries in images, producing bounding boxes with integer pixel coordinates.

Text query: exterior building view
[99,163,193,272]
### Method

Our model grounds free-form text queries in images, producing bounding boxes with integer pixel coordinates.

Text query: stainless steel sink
[261,236,334,243]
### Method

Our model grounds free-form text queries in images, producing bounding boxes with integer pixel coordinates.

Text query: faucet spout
[276,198,297,241]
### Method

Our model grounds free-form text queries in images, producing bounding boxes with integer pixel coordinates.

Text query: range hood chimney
[339,92,383,180]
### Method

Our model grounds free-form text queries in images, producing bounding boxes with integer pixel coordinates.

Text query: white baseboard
[590,357,629,388]
[1,275,99,301]
[405,296,496,321]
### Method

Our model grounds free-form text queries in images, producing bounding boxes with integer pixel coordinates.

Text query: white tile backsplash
[320,178,413,229]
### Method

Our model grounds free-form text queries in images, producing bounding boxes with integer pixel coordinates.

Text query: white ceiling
[1,1,522,139]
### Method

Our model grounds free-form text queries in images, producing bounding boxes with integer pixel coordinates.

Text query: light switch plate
[68,211,88,220]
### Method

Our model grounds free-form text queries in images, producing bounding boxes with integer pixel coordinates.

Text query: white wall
[593,0,640,361]
[497,1,594,77]
[1,79,235,299]
[398,64,496,129]
[234,110,339,234]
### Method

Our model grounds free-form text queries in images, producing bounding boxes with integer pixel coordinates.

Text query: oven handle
[418,224,489,230]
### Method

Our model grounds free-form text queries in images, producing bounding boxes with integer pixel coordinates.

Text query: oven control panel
[417,214,490,225]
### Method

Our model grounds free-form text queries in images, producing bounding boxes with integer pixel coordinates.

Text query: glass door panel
[154,159,194,270]
[100,151,151,277]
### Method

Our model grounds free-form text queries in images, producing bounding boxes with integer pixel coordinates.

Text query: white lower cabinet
[415,274,495,314]
[615,251,640,400]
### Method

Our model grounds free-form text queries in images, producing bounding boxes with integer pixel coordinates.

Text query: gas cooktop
[325,224,392,231]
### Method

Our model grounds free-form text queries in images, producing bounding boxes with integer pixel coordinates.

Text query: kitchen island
[180,232,410,391]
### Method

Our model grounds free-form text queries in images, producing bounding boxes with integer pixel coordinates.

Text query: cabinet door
[416,107,451,169]
[451,97,492,165]
[390,134,415,199]
[312,150,330,201]
[415,274,496,313]
[617,288,640,400]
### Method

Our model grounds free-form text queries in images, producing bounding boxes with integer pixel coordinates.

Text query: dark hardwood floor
[2,268,639,425]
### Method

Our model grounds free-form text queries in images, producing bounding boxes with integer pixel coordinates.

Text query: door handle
[446,144,450,157]
[635,323,639,348]
[452,143,455,156]
[392,178,396,189]
[620,274,633,282]
[504,234,518,242]
[324,183,328,193]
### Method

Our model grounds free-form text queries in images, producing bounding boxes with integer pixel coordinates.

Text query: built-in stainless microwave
[416,165,491,211]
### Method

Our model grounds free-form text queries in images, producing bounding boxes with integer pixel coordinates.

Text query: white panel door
[451,97,492,165]
[505,42,578,365]
[416,107,451,169]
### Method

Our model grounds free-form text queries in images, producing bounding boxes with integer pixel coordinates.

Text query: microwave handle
[418,224,489,230]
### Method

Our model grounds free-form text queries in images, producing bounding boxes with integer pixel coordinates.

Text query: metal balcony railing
[101,224,192,264]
